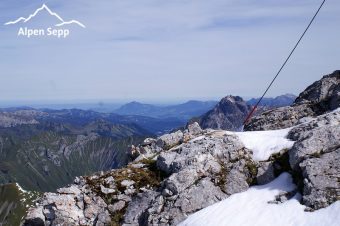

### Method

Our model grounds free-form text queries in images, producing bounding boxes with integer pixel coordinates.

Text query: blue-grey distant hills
[247,94,297,107]
[114,100,219,120]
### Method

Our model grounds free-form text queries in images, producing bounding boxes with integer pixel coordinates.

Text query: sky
[0,0,339,103]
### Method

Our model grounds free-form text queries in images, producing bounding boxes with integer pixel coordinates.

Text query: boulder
[157,130,184,149]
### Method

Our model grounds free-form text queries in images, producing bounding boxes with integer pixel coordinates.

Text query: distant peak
[127,101,143,105]
[222,95,243,103]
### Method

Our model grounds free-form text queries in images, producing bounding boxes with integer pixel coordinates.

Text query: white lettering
[17,27,70,38]
[47,27,70,38]
[18,27,25,36]
[17,27,44,38]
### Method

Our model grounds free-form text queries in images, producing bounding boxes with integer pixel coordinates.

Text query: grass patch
[86,157,166,203]
[245,160,258,185]
[110,206,127,226]
[213,162,228,190]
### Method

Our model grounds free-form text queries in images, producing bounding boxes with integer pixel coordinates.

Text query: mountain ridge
[247,93,297,107]
[114,100,218,120]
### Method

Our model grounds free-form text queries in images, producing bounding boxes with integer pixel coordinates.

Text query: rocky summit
[197,95,251,131]
[194,94,285,131]
[23,72,340,226]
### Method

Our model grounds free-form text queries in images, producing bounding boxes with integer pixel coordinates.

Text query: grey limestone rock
[123,191,159,225]
[287,110,340,210]
[157,130,184,149]
[288,110,340,169]
[295,70,340,112]
[245,70,340,131]
[256,162,276,185]
[24,206,45,226]
[187,122,203,136]
[300,149,340,210]
[244,104,315,131]
[108,201,126,213]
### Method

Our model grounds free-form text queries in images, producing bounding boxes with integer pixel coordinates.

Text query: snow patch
[332,107,340,113]
[15,182,27,193]
[226,128,294,161]
[179,173,340,226]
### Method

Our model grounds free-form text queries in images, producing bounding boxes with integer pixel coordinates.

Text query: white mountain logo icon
[4,4,86,28]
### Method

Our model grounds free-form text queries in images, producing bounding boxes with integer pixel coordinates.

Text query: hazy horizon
[0,93,298,110]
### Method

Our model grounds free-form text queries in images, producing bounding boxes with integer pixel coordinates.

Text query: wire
[243,0,326,125]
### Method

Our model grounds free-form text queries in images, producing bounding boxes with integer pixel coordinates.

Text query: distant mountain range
[114,100,219,120]
[0,108,185,135]
[246,94,296,107]
[114,95,296,122]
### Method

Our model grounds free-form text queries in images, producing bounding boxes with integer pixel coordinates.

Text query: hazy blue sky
[0,0,339,103]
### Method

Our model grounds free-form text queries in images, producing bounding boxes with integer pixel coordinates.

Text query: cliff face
[23,71,340,226]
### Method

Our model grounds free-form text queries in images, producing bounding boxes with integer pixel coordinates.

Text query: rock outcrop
[294,70,340,112]
[198,96,252,131]
[245,70,340,131]
[244,70,340,210]
[24,123,259,226]
[287,110,340,210]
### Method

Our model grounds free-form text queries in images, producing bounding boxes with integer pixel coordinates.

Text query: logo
[4,4,85,38]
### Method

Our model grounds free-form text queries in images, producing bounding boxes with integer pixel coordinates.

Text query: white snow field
[179,173,340,226]
[225,128,295,161]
